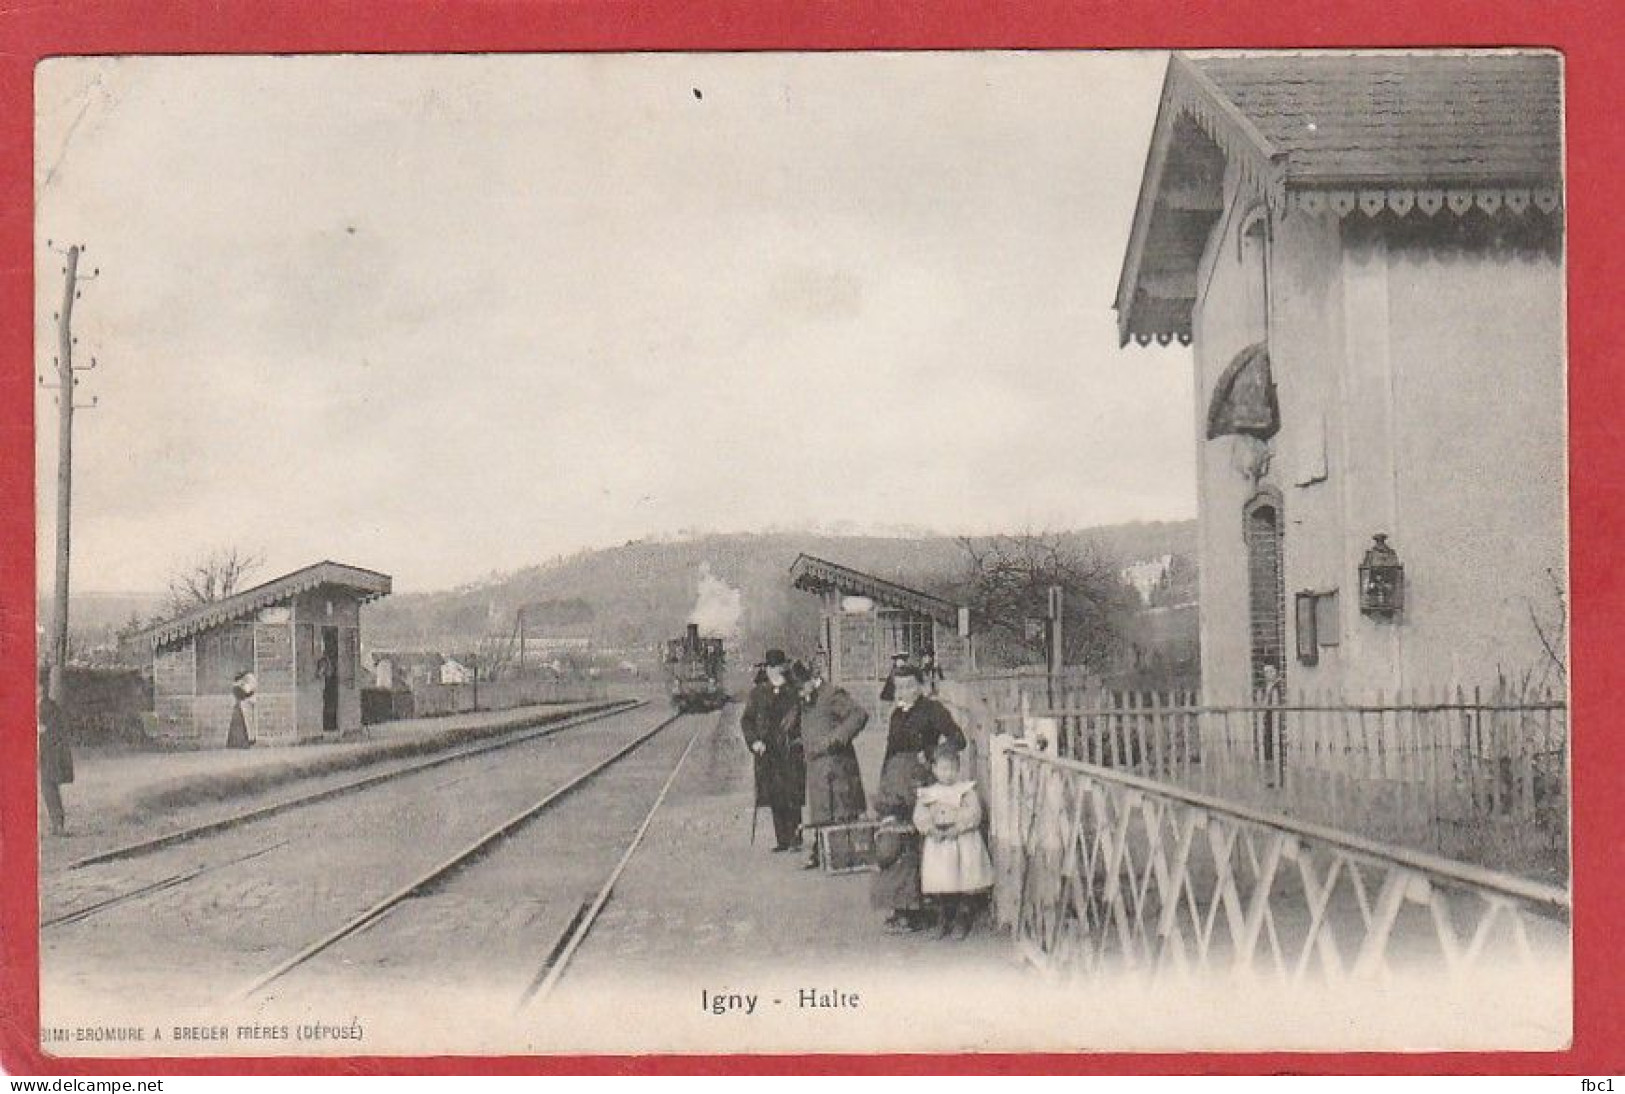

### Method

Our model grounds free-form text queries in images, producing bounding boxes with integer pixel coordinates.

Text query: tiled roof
[1191,52,1561,186]
[137,561,392,649]
[1115,52,1563,346]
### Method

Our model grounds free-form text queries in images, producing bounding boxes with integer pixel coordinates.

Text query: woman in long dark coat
[225,671,257,749]
[867,666,965,924]
[739,651,806,852]
[879,666,966,802]
[798,667,867,868]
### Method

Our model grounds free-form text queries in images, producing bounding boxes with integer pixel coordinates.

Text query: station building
[126,561,392,746]
[1115,52,1564,701]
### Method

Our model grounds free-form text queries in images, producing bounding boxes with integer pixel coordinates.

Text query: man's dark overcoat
[37,694,74,785]
[800,683,868,826]
[740,677,805,810]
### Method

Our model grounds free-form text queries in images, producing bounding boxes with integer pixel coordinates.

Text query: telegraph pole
[1045,584,1064,710]
[42,242,98,703]
[1047,584,1064,676]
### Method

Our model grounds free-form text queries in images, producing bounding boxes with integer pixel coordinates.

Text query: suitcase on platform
[815,819,881,874]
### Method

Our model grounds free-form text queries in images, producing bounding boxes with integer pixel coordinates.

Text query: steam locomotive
[665,623,728,712]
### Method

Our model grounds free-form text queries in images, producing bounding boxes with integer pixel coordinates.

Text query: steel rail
[233,710,687,1001]
[518,715,705,1008]
[42,841,291,930]
[68,699,644,870]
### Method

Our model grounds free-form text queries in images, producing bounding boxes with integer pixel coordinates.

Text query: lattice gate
[991,742,1568,988]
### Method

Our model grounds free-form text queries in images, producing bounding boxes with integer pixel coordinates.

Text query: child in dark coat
[870,762,930,932]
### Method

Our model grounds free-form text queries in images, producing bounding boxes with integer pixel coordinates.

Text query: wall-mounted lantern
[1358,534,1404,618]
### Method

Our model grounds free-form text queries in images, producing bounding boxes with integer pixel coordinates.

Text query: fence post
[1149,690,1166,779]
[987,732,1019,928]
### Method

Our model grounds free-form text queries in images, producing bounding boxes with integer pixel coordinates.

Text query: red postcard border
[1,0,1620,1076]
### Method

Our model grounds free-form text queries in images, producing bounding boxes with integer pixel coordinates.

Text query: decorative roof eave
[1286,183,1563,219]
[139,561,392,650]
[1122,294,1197,347]
[1167,54,1288,212]
[788,554,960,626]
[1115,56,1565,347]
[1115,54,1286,348]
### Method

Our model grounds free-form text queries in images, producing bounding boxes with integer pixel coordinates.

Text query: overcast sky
[35,52,1192,595]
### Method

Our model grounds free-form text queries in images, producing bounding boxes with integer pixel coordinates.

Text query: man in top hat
[739,648,806,852]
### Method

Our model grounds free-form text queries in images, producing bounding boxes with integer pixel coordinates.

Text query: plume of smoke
[688,563,743,639]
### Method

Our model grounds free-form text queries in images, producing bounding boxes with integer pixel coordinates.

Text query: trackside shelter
[789,554,973,718]
[128,561,392,746]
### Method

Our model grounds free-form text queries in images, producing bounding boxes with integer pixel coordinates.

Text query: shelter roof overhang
[789,554,960,627]
[136,561,393,650]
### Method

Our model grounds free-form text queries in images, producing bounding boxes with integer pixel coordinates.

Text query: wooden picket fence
[975,683,1567,882]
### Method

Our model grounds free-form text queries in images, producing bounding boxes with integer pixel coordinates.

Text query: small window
[1295,589,1340,665]
[1315,590,1341,647]
[1295,593,1318,666]
[196,624,254,695]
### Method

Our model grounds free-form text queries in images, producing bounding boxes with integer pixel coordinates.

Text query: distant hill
[39,591,168,658]
[52,521,1197,671]
[359,521,1197,662]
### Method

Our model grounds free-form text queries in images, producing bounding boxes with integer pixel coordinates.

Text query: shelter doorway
[321,625,340,732]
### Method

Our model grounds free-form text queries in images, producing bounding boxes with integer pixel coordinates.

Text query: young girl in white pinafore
[913,742,994,939]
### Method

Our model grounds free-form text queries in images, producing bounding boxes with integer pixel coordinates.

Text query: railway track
[232,709,711,1009]
[65,699,645,872]
[519,716,703,1008]
[41,700,653,935]
[41,842,290,929]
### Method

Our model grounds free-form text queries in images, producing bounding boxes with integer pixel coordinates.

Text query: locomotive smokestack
[687,622,700,647]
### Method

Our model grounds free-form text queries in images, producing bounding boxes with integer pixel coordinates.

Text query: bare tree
[956,531,1139,672]
[164,546,266,618]
[1527,566,1567,690]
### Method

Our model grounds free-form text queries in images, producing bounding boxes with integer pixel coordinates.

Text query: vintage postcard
[28,47,1572,1060]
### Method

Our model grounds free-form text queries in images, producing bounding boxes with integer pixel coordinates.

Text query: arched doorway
[1244,489,1287,693]
[1245,489,1287,781]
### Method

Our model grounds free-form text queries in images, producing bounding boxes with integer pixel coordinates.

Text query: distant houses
[517,599,596,665]
[371,651,448,691]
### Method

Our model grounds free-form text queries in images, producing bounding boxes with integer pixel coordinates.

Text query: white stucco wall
[1189,176,1564,701]
[1385,238,1566,694]
[1191,163,1275,703]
